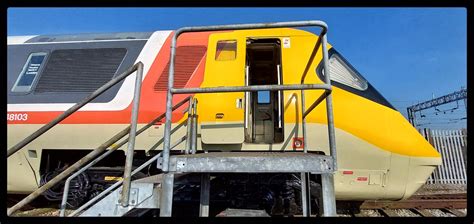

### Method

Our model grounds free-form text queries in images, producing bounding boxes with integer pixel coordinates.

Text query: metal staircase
[7,20,338,217]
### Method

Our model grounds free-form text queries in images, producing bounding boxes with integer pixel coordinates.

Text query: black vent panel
[154,46,207,91]
[35,48,127,93]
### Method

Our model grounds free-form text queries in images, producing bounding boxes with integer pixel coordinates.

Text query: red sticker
[356,177,368,181]
[342,171,353,175]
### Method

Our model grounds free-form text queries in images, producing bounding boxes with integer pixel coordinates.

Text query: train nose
[402,146,442,199]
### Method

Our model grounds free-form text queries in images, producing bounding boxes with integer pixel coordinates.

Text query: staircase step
[79,182,160,217]
[158,152,333,173]
[216,208,270,217]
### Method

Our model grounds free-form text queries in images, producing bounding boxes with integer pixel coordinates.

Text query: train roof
[7,31,158,45]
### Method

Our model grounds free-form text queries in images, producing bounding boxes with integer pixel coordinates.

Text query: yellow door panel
[197,32,246,144]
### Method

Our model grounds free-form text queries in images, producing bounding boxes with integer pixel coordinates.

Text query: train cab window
[11,52,47,93]
[257,91,270,104]
[320,51,368,91]
[215,40,237,61]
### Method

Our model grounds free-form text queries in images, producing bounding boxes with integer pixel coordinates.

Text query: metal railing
[68,99,195,217]
[161,20,337,171]
[7,62,144,216]
[60,96,193,216]
[159,20,338,217]
[420,129,467,185]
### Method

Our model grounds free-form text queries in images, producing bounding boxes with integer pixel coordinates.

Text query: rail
[7,62,144,216]
[59,96,193,216]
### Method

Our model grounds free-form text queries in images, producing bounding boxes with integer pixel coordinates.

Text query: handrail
[70,134,188,217]
[162,20,336,176]
[171,84,331,94]
[159,20,337,217]
[59,96,192,216]
[302,90,330,119]
[7,63,142,158]
[120,62,144,207]
[7,62,144,216]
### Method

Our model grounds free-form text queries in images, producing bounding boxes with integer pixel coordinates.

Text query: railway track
[339,193,467,217]
[9,193,467,217]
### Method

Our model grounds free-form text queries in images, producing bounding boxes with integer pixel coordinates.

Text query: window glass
[11,52,47,92]
[215,40,237,61]
[322,53,368,91]
[257,91,270,104]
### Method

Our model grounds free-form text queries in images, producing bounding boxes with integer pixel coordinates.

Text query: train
[7,27,441,215]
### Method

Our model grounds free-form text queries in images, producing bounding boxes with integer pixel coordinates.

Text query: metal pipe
[245,65,250,129]
[199,173,210,217]
[162,20,329,172]
[300,89,310,216]
[7,126,131,216]
[277,65,282,128]
[173,20,327,37]
[171,84,331,94]
[321,34,338,170]
[120,62,144,207]
[159,173,175,216]
[320,173,336,216]
[302,90,330,119]
[7,63,140,158]
[185,98,194,154]
[191,99,198,154]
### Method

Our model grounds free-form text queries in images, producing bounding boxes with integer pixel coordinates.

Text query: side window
[215,40,237,61]
[320,51,368,91]
[11,52,47,93]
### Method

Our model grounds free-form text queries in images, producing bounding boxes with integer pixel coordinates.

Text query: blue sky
[7,8,467,129]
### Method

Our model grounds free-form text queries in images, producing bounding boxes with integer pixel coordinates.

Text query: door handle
[236,98,243,109]
[277,64,282,128]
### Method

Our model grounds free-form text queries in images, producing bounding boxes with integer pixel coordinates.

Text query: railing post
[191,98,198,154]
[321,33,337,171]
[185,98,194,154]
[162,35,178,172]
[300,89,310,216]
[320,31,337,217]
[159,173,175,216]
[120,62,144,207]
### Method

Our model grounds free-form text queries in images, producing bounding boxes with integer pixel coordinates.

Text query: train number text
[7,113,28,121]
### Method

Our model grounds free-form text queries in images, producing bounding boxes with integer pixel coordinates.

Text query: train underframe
[29,149,326,216]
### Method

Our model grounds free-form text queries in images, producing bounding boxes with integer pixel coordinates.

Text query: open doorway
[245,38,284,144]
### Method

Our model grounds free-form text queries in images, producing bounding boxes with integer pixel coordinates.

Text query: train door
[245,38,284,144]
[199,33,246,144]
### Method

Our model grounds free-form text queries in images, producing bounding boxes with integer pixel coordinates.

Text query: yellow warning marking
[104,176,123,181]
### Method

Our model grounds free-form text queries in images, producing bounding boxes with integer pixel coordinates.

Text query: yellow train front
[7,27,441,214]
[192,28,441,201]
